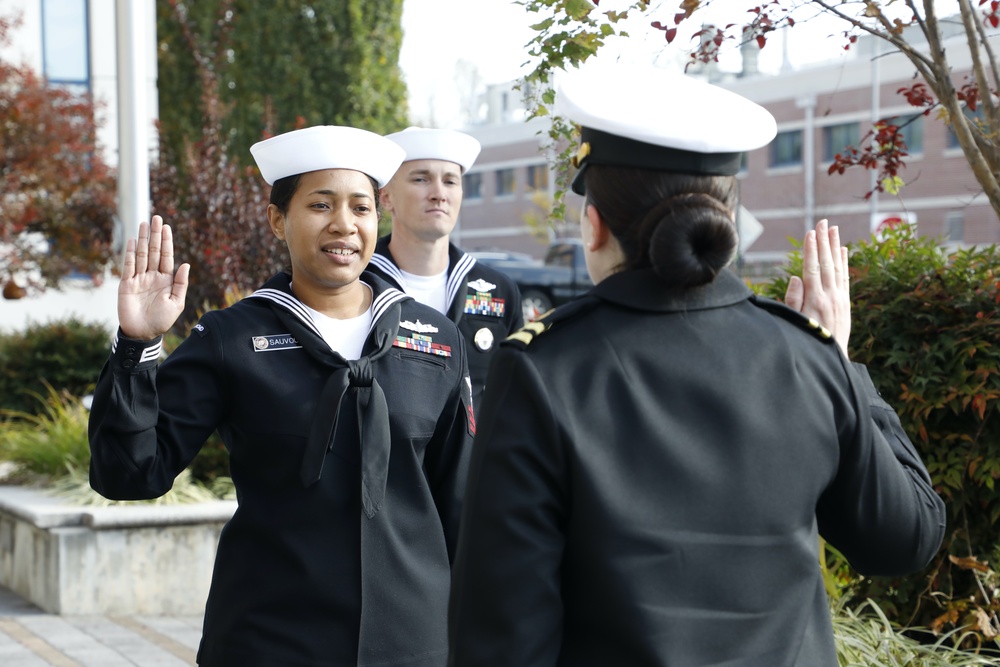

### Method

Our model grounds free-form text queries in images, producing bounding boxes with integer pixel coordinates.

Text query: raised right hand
[118,215,190,340]
[783,219,851,357]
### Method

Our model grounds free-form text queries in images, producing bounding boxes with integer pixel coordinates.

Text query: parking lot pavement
[0,585,202,666]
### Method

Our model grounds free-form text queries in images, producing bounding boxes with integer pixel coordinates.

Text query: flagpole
[115,0,151,259]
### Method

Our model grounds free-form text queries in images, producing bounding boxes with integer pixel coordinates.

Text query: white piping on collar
[248,283,412,337]
[369,287,411,335]
[248,288,323,338]
[368,253,404,285]
[447,253,477,306]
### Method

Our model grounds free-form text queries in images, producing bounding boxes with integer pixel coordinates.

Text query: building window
[947,107,986,149]
[496,168,515,196]
[884,114,924,154]
[822,122,859,162]
[769,130,802,168]
[42,0,90,92]
[463,172,483,200]
[945,212,964,242]
[526,164,548,191]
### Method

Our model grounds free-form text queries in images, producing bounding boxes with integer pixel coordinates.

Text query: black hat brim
[570,127,744,195]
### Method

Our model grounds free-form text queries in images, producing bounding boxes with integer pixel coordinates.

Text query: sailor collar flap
[247,270,411,341]
[245,271,412,508]
[370,236,477,322]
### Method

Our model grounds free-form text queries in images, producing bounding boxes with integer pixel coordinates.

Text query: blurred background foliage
[150,0,410,331]
[155,0,410,176]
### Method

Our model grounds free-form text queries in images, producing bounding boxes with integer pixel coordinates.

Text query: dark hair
[269,172,383,218]
[583,165,738,289]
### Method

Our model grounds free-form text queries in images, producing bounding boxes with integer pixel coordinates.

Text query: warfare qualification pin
[474,327,494,351]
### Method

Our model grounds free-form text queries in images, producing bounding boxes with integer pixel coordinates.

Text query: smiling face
[267,168,378,307]
[380,159,464,244]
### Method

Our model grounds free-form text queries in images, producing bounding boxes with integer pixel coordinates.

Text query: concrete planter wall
[0,485,235,615]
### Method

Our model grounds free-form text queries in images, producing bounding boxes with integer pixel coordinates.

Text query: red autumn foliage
[827,119,913,199]
[0,11,117,295]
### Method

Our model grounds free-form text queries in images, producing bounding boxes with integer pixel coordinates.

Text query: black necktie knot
[348,356,374,387]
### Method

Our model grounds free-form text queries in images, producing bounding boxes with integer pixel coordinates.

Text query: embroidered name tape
[252,334,301,352]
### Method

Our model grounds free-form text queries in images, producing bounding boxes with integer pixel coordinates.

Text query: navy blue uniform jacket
[447,268,946,667]
[368,236,523,409]
[89,271,475,667]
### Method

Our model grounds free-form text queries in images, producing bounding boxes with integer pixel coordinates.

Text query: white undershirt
[300,285,374,360]
[398,268,449,314]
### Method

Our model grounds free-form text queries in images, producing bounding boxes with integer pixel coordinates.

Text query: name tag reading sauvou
[252,334,301,352]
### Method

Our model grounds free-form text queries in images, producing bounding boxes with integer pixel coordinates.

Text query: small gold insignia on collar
[571,141,591,168]
[806,317,833,340]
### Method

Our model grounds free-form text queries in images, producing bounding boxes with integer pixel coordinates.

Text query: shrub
[0,318,111,415]
[0,384,90,481]
[833,598,999,666]
[0,382,229,503]
[187,434,231,486]
[762,225,1000,648]
[49,467,219,506]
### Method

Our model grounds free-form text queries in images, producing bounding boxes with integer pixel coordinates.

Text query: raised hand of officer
[118,215,190,341]
[784,219,851,357]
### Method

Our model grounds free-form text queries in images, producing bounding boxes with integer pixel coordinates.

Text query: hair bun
[645,193,738,288]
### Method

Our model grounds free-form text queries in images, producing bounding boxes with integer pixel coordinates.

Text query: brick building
[455,26,1000,274]
[454,113,580,258]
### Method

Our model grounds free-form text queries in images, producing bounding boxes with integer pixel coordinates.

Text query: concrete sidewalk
[0,584,203,666]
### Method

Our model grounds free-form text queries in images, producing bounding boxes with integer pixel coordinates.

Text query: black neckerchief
[247,271,410,518]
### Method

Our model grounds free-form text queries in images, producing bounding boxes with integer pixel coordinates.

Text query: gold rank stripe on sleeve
[505,320,551,347]
[502,296,598,350]
[392,333,453,357]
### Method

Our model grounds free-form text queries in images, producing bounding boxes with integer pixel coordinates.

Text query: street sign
[737,205,764,255]
[871,211,916,239]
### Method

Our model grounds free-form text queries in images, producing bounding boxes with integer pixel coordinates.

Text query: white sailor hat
[384,126,482,173]
[250,125,406,187]
[554,60,777,195]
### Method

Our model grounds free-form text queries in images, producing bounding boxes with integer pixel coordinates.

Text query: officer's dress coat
[368,236,523,408]
[88,271,475,667]
[447,268,946,667]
